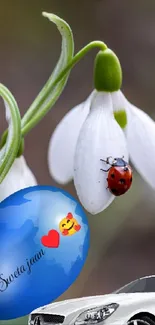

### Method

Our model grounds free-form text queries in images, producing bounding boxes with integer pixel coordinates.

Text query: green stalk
[0,84,21,183]
[22,41,107,136]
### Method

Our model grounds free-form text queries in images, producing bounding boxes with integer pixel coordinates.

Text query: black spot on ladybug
[119,178,126,184]
[124,167,129,171]
[111,173,115,178]
[130,177,132,182]
[111,188,118,194]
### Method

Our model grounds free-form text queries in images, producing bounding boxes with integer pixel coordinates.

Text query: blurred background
[1,0,155,324]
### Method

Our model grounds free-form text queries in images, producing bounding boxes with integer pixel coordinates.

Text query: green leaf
[0,84,21,183]
[21,12,74,130]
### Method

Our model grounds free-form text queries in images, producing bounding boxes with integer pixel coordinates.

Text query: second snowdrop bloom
[0,94,37,202]
[0,156,37,202]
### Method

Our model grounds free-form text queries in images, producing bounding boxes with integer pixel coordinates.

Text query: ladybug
[100,156,133,196]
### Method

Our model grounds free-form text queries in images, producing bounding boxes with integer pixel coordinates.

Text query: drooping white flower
[48,90,128,214]
[0,155,37,202]
[111,90,155,190]
[49,85,155,209]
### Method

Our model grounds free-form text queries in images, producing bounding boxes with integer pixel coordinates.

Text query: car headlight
[74,303,119,324]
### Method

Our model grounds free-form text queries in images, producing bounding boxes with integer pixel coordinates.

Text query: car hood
[31,293,153,316]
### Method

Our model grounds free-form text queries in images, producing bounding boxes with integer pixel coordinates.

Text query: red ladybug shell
[107,164,132,196]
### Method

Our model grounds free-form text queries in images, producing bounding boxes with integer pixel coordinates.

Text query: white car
[28,275,155,325]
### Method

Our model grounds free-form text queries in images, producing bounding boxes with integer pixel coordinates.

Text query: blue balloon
[0,186,90,320]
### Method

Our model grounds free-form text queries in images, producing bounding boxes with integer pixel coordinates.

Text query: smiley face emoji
[59,213,81,236]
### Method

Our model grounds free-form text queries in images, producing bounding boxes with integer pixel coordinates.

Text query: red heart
[41,229,60,248]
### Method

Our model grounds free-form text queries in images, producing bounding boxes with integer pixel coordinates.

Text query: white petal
[126,103,155,189]
[73,91,129,215]
[111,90,127,112]
[48,92,94,184]
[111,90,155,189]
[0,156,37,202]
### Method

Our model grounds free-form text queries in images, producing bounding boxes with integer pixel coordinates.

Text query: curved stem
[0,84,21,183]
[22,11,74,128]
[22,41,107,135]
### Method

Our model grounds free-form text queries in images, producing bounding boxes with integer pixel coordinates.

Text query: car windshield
[114,276,155,293]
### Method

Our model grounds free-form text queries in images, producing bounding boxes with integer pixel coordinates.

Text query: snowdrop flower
[48,48,129,214]
[0,156,37,202]
[48,90,128,214]
[48,86,155,215]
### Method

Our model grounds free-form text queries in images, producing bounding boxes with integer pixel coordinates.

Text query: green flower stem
[22,41,107,136]
[1,11,74,155]
[0,84,21,183]
[22,11,74,128]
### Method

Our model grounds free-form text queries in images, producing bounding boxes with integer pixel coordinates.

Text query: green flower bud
[94,49,122,92]
[114,110,127,129]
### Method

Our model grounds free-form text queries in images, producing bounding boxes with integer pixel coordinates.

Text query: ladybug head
[112,157,127,167]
